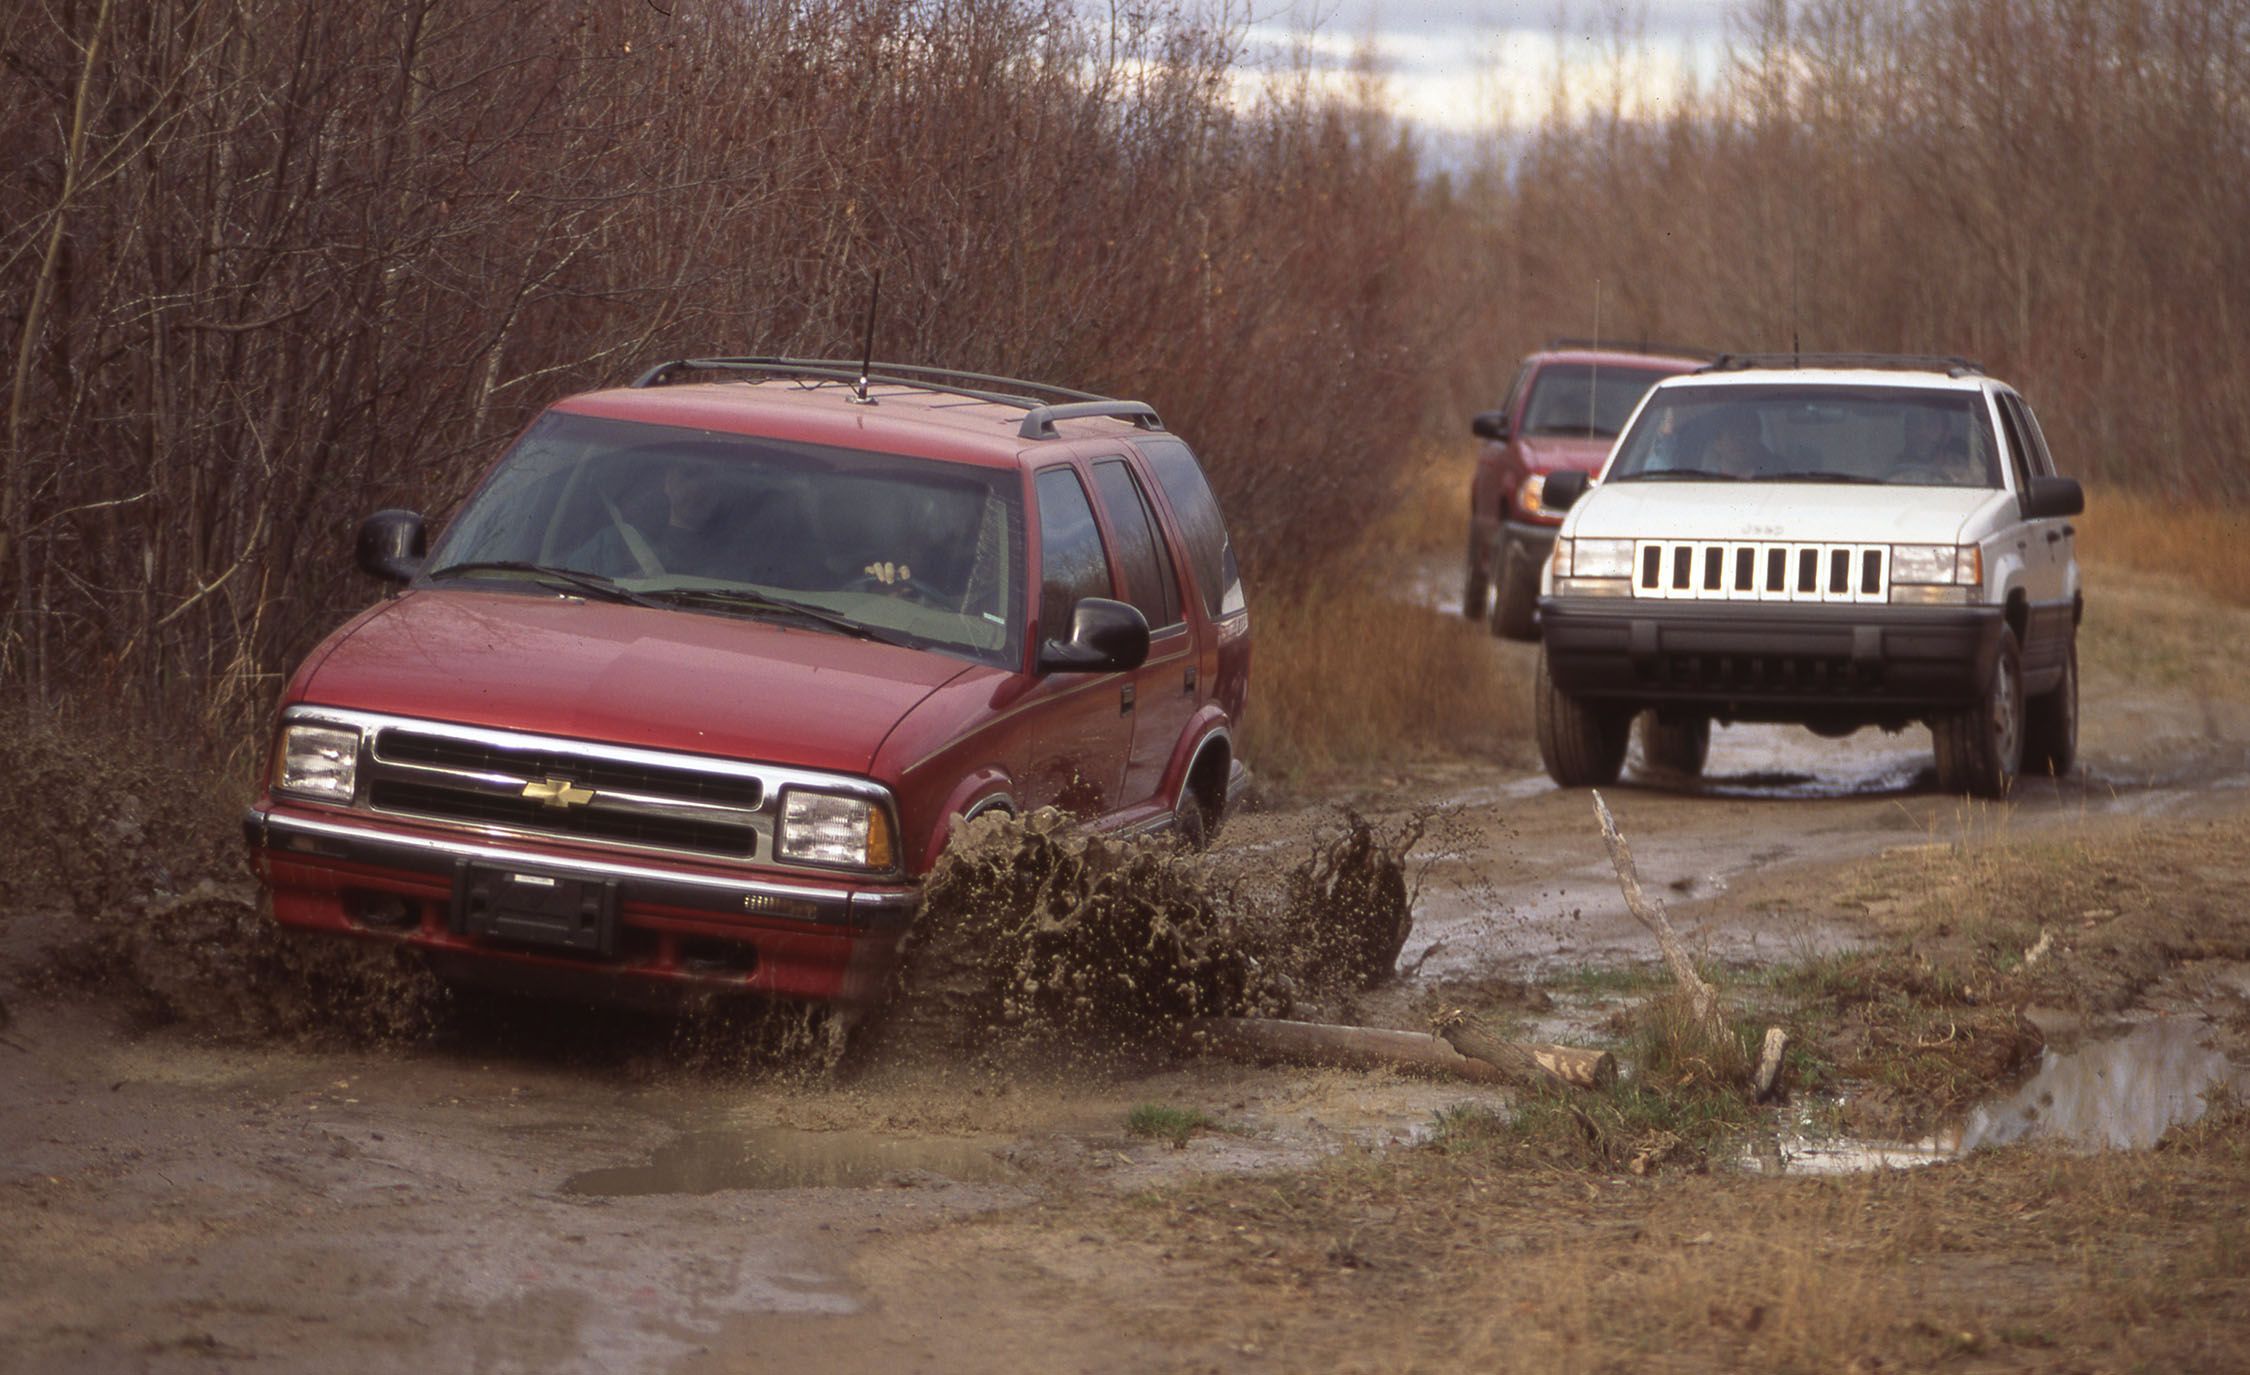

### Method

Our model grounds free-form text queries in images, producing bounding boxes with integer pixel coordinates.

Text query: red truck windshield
[426,412,1026,667]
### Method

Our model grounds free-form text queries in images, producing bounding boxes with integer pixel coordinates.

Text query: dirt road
[6,582,2250,1374]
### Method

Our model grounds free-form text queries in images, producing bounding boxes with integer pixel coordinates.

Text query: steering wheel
[845,571,951,607]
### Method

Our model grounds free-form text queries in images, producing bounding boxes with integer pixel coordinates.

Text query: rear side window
[1034,466,1111,639]
[1091,459,1182,630]
[1141,440,1243,619]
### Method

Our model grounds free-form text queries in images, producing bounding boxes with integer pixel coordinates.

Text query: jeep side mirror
[1037,598,1150,674]
[356,509,427,584]
[1471,411,1511,442]
[2022,475,2084,521]
[1542,471,1591,512]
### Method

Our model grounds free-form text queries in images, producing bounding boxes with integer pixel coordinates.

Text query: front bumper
[1539,598,2004,717]
[1501,517,1560,568]
[244,804,917,1006]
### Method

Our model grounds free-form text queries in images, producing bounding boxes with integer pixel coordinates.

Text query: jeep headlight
[1550,536,1635,598]
[1889,544,1982,604]
[779,789,897,869]
[275,723,361,804]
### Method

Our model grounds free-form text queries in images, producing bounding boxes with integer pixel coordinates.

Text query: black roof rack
[1542,337,1716,360]
[1699,352,1985,378]
[628,356,1165,437]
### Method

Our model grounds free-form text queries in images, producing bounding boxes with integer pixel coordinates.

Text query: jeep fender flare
[1169,714,1234,815]
[918,767,1018,871]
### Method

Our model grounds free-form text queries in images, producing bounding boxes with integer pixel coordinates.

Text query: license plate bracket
[452,863,618,957]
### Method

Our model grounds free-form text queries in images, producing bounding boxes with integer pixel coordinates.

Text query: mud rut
[4,645,2249,1375]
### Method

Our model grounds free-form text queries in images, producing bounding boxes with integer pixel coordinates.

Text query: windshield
[1521,364,1675,439]
[1605,384,2000,487]
[425,411,1024,667]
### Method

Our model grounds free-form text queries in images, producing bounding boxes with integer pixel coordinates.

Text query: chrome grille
[1633,540,1889,603]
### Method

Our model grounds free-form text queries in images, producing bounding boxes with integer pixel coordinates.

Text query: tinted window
[1034,466,1111,639]
[1141,440,1243,619]
[2003,393,2057,477]
[1992,396,2034,493]
[1091,460,1181,629]
[1607,385,2000,488]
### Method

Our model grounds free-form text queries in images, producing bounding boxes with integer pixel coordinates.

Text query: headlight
[779,789,896,869]
[1890,544,1981,586]
[275,723,361,803]
[1558,537,1636,580]
[1515,474,1547,515]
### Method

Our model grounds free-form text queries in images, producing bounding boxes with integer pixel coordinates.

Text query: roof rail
[1542,336,1716,360]
[1699,352,1985,378]
[1017,400,1164,440]
[631,356,1122,410]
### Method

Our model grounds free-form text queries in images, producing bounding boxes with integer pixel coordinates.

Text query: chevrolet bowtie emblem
[522,777,596,809]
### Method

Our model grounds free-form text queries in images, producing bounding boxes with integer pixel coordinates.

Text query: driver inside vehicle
[1893,407,1982,485]
[577,453,799,583]
[1699,407,1779,478]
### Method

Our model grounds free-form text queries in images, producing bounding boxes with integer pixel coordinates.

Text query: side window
[1501,363,1533,425]
[1141,440,1244,619]
[2006,394,2058,476]
[1033,466,1111,640]
[1091,459,1182,630]
[1990,395,2034,496]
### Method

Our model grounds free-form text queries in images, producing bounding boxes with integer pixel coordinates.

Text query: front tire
[1489,537,1538,640]
[1536,650,1630,787]
[1637,710,1711,778]
[1461,526,1491,621]
[2023,637,2078,778]
[1933,627,2025,798]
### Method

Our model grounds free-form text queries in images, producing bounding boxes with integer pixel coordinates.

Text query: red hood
[298,589,975,776]
[1517,434,1615,474]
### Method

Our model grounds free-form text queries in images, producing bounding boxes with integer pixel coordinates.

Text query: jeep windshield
[424,411,1025,667]
[1521,364,1675,439]
[1605,385,2000,487]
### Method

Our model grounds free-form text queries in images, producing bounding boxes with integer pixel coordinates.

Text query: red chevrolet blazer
[242,360,1250,1009]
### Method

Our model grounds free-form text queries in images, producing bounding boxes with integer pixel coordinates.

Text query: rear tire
[1536,650,1630,787]
[2023,637,2078,778]
[1489,538,1538,640]
[1933,627,2024,798]
[1637,711,1711,778]
[1461,526,1491,621]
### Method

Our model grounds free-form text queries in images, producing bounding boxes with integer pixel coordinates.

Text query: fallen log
[1438,1016,1617,1089]
[1192,1016,1508,1083]
[1754,1026,1789,1102]
[1592,790,1724,1036]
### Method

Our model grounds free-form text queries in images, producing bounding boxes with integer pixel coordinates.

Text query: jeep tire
[2022,636,2077,778]
[1932,627,2024,798]
[1637,710,1711,778]
[1489,536,1538,640]
[1536,650,1630,787]
[1461,527,1490,621]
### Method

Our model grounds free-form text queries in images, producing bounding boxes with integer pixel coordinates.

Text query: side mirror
[1037,597,1150,674]
[2022,475,2084,520]
[356,509,427,584]
[1542,471,1591,512]
[1471,411,1512,442]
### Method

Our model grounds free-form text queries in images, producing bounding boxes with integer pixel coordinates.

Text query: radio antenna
[1588,276,1601,435]
[852,269,882,405]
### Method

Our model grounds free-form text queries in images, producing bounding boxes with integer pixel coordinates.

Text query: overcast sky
[1236,0,1744,134]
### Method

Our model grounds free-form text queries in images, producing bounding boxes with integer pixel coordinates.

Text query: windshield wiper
[1621,468,1740,481]
[1764,470,1886,484]
[642,586,905,645]
[425,560,664,607]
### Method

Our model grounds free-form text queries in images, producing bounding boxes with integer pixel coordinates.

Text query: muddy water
[1753,1019,2246,1173]
[562,1126,1015,1195]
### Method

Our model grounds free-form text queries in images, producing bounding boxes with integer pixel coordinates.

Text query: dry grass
[2077,486,2250,607]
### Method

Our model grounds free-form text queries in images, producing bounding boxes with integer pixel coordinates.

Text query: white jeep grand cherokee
[1533,354,2084,798]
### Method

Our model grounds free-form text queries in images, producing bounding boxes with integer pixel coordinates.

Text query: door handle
[2046,530,2061,544]
[1120,682,1135,716]
[1183,664,1198,695]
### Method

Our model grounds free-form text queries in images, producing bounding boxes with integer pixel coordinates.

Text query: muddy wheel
[1461,526,1490,620]
[2023,636,2078,778]
[1536,650,1629,787]
[1933,627,2024,798]
[1173,785,1211,851]
[1488,537,1538,640]
[1637,710,1710,778]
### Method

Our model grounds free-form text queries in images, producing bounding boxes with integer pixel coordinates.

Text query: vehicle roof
[1530,347,1707,372]
[1650,367,2001,393]
[554,378,1154,471]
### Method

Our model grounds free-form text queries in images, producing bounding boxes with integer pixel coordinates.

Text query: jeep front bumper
[1538,598,2003,717]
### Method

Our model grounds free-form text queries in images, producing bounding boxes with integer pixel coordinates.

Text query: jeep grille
[1632,540,1889,603]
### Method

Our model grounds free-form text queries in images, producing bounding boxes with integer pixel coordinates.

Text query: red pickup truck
[1463,342,1706,638]
[243,360,1250,1010]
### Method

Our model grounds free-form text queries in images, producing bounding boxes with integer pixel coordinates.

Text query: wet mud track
[5,644,2250,1373]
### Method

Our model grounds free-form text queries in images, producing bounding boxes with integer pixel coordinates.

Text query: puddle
[561,1126,1015,1196]
[1750,1019,2245,1173]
